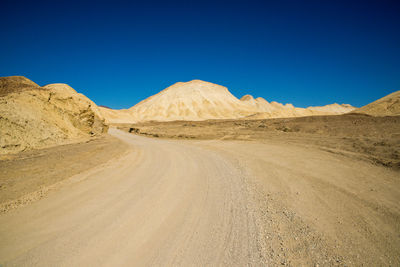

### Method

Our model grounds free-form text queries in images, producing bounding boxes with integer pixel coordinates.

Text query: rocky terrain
[0,76,108,154]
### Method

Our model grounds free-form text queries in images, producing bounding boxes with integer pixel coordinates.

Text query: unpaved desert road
[1,129,400,266]
[0,129,264,266]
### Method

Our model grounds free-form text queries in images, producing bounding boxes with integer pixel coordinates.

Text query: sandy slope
[129,80,257,121]
[0,129,399,266]
[354,90,400,116]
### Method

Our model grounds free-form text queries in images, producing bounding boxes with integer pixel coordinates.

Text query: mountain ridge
[100,79,356,123]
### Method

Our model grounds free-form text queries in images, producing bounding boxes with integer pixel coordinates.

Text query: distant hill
[0,76,108,154]
[128,80,258,121]
[100,80,355,123]
[353,91,400,116]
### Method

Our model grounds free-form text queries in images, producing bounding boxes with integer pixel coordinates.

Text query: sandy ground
[201,140,400,265]
[0,135,128,213]
[0,128,399,266]
[118,114,400,169]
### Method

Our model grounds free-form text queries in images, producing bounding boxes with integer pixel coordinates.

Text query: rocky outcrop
[0,76,108,154]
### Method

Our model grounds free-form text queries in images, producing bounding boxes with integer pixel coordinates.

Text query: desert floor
[0,117,399,266]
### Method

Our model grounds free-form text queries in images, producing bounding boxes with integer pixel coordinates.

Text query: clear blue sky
[1,0,399,109]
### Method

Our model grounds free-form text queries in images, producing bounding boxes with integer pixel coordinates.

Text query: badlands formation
[0,76,107,154]
[1,76,398,154]
[99,80,355,123]
[1,75,400,266]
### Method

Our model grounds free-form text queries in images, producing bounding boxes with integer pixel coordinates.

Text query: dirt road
[1,129,399,266]
[0,129,264,266]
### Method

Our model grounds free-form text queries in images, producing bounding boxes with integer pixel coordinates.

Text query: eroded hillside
[0,76,108,154]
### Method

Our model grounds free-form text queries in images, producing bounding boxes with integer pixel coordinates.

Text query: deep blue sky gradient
[1,0,399,109]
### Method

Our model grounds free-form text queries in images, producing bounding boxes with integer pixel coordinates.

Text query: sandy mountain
[307,103,355,114]
[0,76,108,154]
[353,90,400,116]
[239,94,355,119]
[99,107,135,124]
[128,80,257,121]
[100,80,355,123]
